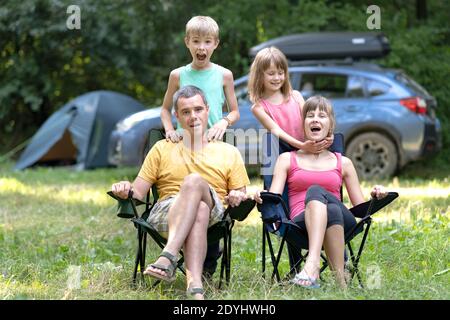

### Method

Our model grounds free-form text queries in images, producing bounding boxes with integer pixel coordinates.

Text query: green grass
[0,161,448,300]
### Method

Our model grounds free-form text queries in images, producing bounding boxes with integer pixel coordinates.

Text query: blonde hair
[185,16,219,40]
[248,46,292,103]
[302,96,336,137]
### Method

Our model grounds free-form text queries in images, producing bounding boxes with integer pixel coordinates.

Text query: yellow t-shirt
[138,140,250,203]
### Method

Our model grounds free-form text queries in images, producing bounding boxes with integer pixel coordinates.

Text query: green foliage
[0,0,188,148]
[1,0,449,164]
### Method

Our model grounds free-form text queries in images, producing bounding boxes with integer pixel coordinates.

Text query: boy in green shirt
[160,16,240,143]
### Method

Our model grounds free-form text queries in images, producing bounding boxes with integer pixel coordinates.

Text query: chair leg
[133,226,143,284]
[283,248,306,282]
[268,233,284,282]
[141,232,147,272]
[226,224,233,286]
[176,255,186,275]
[347,242,362,288]
[355,223,372,288]
[219,246,226,289]
[346,221,371,288]
[355,221,371,267]
[262,224,266,278]
[218,229,228,289]
[320,253,329,273]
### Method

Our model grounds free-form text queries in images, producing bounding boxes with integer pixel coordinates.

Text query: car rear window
[395,72,430,96]
[366,78,391,96]
[346,76,365,98]
[235,73,296,104]
[300,73,347,98]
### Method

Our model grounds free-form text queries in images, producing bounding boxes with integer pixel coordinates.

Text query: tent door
[38,130,77,165]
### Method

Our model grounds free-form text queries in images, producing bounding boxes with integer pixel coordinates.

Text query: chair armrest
[349,192,399,218]
[106,191,148,206]
[224,198,256,221]
[256,191,283,213]
[258,192,290,219]
[106,191,150,219]
[256,192,291,234]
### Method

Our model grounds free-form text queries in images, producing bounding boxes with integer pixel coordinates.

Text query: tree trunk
[416,0,427,20]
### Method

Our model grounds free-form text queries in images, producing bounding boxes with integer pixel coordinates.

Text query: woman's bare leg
[323,224,346,288]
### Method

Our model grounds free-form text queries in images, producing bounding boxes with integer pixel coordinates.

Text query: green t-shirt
[178,63,225,129]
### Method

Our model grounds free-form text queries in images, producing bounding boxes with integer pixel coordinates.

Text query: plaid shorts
[147,185,226,235]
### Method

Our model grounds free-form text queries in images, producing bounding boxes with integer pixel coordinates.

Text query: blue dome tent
[15,91,146,170]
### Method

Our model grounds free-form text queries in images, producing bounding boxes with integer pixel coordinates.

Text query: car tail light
[400,97,427,114]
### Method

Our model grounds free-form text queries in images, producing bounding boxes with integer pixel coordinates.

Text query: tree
[1,0,449,162]
[0,0,186,149]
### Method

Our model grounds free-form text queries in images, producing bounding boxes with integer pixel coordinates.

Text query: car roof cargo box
[249,32,390,61]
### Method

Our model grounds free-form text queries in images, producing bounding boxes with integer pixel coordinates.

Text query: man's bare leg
[145,173,213,278]
[183,201,210,299]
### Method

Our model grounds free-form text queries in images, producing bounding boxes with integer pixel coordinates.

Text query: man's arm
[224,145,251,207]
[111,176,152,201]
[225,186,247,207]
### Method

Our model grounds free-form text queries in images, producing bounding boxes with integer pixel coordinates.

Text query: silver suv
[233,61,442,179]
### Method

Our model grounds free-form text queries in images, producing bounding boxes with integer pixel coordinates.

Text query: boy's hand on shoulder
[207,119,228,141]
[165,130,182,143]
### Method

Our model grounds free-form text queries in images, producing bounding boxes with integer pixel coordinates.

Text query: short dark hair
[173,85,208,111]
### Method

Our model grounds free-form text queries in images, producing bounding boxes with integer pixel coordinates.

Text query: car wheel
[346,132,398,179]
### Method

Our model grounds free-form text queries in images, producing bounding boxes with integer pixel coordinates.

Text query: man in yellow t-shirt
[111,86,250,300]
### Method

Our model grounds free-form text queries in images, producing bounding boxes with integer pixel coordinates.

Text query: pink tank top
[287,151,342,219]
[260,95,304,141]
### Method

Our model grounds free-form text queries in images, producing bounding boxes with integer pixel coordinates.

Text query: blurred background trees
[1,0,449,162]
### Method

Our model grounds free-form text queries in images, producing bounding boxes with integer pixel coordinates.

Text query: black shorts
[292,185,357,232]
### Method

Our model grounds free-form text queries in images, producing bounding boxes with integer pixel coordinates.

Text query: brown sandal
[187,285,205,300]
[143,251,178,282]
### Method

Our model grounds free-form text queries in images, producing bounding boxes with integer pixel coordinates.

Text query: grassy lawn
[0,161,448,300]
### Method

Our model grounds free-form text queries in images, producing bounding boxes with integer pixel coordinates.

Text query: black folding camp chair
[258,133,399,287]
[108,129,255,289]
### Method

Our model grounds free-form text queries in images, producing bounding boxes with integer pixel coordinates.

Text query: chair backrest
[329,133,344,154]
[143,129,166,206]
[329,133,344,200]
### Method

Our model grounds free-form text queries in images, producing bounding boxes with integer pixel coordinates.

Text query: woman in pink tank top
[255,96,389,289]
